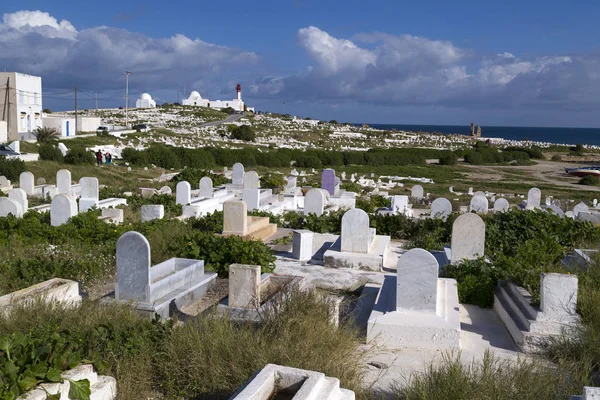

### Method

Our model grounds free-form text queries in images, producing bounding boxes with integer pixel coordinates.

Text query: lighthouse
[237,83,242,101]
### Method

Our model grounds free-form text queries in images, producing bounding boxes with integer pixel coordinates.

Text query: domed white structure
[189,91,202,100]
[136,92,156,108]
[181,84,247,112]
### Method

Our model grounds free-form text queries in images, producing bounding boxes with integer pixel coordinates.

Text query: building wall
[43,116,76,137]
[135,99,156,108]
[15,73,43,137]
[77,116,101,132]
[0,72,18,141]
[0,121,7,143]
[182,96,244,111]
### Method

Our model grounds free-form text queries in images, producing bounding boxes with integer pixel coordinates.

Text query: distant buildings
[136,93,156,109]
[183,84,246,112]
[0,72,43,141]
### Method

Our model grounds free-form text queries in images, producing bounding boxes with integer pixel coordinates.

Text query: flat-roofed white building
[0,72,43,141]
[182,83,246,111]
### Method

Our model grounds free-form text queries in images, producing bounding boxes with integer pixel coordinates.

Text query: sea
[361,124,600,147]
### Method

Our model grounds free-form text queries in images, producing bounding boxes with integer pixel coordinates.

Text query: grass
[0,289,366,400]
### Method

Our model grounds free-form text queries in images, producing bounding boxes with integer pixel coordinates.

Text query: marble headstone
[176,181,191,206]
[341,208,371,253]
[115,231,151,302]
[411,185,424,200]
[526,188,541,210]
[232,163,245,186]
[199,177,213,198]
[431,197,452,220]
[396,248,439,312]
[304,188,326,217]
[321,169,336,196]
[470,195,489,214]
[493,198,509,213]
[50,194,77,226]
[243,171,259,190]
[450,213,485,263]
[56,169,72,195]
[19,172,34,195]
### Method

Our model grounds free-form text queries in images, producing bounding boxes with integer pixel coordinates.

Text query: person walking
[96,150,103,166]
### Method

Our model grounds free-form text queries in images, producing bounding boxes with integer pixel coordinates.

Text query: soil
[179,278,229,316]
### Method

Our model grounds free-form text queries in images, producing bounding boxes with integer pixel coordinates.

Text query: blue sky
[1,1,599,127]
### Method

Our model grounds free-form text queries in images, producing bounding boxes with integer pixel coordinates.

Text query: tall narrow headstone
[243,171,259,190]
[411,185,424,200]
[199,177,213,198]
[79,177,99,212]
[470,195,489,214]
[0,197,23,218]
[50,194,78,226]
[304,188,325,216]
[56,169,72,195]
[176,181,191,206]
[431,197,452,220]
[115,231,151,302]
[228,264,261,308]
[223,201,248,236]
[493,198,509,213]
[540,273,578,320]
[396,248,439,312]
[232,163,245,186]
[243,188,260,211]
[526,188,541,210]
[19,172,34,195]
[450,213,485,263]
[8,188,28,213]
[292,230,313,261]
[341,208,371,253]
[321,169,336,196]
[284,176,297,194]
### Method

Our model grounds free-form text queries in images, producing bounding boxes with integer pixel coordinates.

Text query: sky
[1,0,599,127]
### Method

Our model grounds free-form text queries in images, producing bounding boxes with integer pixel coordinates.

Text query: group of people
[95,150,113,166]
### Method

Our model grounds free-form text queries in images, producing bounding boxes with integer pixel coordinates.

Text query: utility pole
[124,71,132,129]
[176,88,179,104]
[95,92,98,111]
[74,85,78,134]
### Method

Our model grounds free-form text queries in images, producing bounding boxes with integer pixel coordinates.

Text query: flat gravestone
[116,231,151,302]
[341,208,370,253]
[391,196,409,213]
[411,185,424,200]
[0,197,23,218]
[228,264,261,308]
[304,188,325,217]
[176,181,191,205]
[232,163,245,185]
[223,201,248,236]
[526,188,541,210]
[573,202,589,218]
[470,195,489,214]
[397,248,439,313]
[56,169,72,194]
[199,177,213,198]
[141,205,164,222]
[321,169,336,196]
[243,171,259,190]
[50,194,77,226]
[19,172,34,195]
[450,213,485,263]
[8,188,28,213]
[493,198,509,213]
[431,197,452,220]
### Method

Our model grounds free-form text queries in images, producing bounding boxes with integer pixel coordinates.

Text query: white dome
[141,93,152,100]
[189,91,202,100]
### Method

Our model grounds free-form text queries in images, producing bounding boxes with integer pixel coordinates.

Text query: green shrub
[580,175,599,186]
[443,258,502,307]
[170,168,228,186]
[259,174,285,191]
[0,156,26,181]
[64,148,95,165]
[38,144,64,162]
[32,127,60,144]
[231,125,255,141]
[439,151,458,165]
[551,154,563,161]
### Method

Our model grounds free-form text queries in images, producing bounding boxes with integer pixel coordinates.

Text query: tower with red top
[236,83,242,101]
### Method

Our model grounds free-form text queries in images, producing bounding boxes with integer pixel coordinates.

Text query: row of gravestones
[19,170,75,197]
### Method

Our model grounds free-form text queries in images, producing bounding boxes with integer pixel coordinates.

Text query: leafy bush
[443,258,502,307]
[259,174,285,191]
[231,125,255,141]
[170,168,229,186]
[580,175,599,185]
[551,154,563,161]
[38,144,64,162]
[0,156,26,181]
[439,151,458,165]
[64,148,95,165]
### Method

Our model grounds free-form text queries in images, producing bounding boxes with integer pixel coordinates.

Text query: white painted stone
[50,194,77,226]
[57,142,68,156]
[223,201,248,236]
[304,188,325,216]
[341,208,371,253]
[411,185,424,200]
[0,197,22,218]
[56,169,71,194]
[101,208,123,224]
[547,204,565,216]
[242,189,260,211]
[0,278,81,314]
[36,177,46,185]
[19,171,34,195]
[176,181,191,205]
[79,177,99,212]
[141,205,164,222]
[545,196,553,206]
[431,197,452,220]
[116,231,151,302]
[284,176,297,193]
[228,264,261,308]
[158,186,172,195]
[232,163,245,185]
[450,213,485,263]
[199,176,213,198]
[243,171,259,190]
[391,196,409,213]
[397,248,439,312]
[0,176,10,188]
[292,230,313,261]
[8,188,27,213]
[493,198,510,213]
[470,195,489,214]
[540,273,578,321]
[573,202,590,218]
[526,188,541,209]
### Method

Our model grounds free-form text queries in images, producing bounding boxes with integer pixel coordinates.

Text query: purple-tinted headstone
[321,169,336,196]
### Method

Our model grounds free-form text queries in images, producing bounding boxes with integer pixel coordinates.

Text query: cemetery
[3,131,600,399]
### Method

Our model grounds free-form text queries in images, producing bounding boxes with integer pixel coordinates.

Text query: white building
[0,72,43,141]
[42,115,101,137]
[182,83,246,112]
[135,93,156,109]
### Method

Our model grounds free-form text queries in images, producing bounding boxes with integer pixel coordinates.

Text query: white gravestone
[526,188,541,210]
[51,194,77,226]
[199,177,213,198]
[58,143,68,156]
[243,171,260,190]
[431,197,452,220]
[573,202,589,218]
[341,208,371,253]
[397,248,439,312]
[141,205,164,222]
[470,195,489,214]
[79,177,99,212]
[547,204,564,216]
[391,196,409,213]
[540,273,578,321]
[176,181,191,206]
[56,169,72,195]
[223,201,248,236]
[493,198,509,213]
[37,177,46,185]
[8,188,27,213]
[242,189,260,212]
[411,185,424,200]
[285,176,297,193]
[232,163,245,186]
[0,197,23,218]
[19,172,34,196]
[304,188,325,217]
[450,213,485,263]
[228,264,261,308]
[115,231,151,302]
[292,230,313,261]
[158,186,172,195]
[0,176,10,188]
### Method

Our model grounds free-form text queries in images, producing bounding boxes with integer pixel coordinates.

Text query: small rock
[367,361,388,369]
